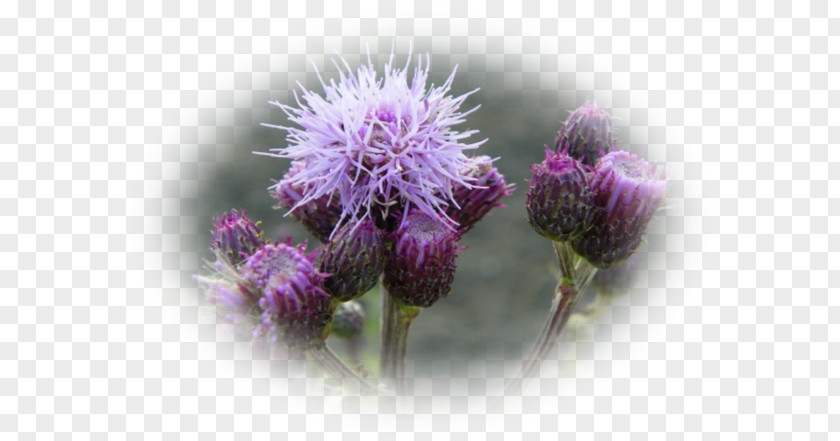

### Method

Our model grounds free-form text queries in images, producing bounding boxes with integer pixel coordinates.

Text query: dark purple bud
[448,156,514,233]
[554,101,614,167]
[240,242,334,348]
[526,148,595,242]
[383,210,461,308]
[210,209,266,265]
[271,160,343,243]
[571,151,666,268]
[318,219,386,302]
[330,300,366,339]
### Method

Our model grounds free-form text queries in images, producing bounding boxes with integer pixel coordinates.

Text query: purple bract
[571,151,666,268]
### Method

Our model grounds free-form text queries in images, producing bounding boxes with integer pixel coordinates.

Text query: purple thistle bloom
[270,160,343,243]
[571,151,666,268]
[318,218,386,302]
[383,210,461,308]
[261,53,485,236]
[447,155,514,233]
[526,148,595,242]
[210,209,266,265]
[554,101,615,167]
[240,242,334,348]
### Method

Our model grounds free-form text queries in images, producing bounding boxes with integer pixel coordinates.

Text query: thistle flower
[270,160,343,243]
[210,209,266,265]
[318,218,386,302]
[554,101,614,167]
[526,148,595,242]
[383,210,461,308]
[240,242,334,348]
[447,155,514,233]
[261,53,485,236]
[571,151,666,268]
[331,300,366,339]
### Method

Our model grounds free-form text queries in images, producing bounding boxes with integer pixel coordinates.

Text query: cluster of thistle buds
[196,54,513,363]
[527,101,666,269]
[195,52,665,393]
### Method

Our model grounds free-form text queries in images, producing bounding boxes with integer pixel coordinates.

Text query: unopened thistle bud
[554,101,614,167]
[571,151,665,268]
[318,219,386,302]
[526,148,595,242]
[448,156,514,232]
[383,210,461,308]
[240,242,334,348]
[210,209,266,265]
[271,160,343,243]
[331,300,366,339]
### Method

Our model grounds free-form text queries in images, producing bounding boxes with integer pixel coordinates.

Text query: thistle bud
[571,151,665,268]
[271,160,343,243]
[331,300,366,339]
[554,101,614,167]
[240,242,334,348]
[318,219,386,302]
[448,156,514,232]
[526,148,595,242]
[210,209,266,265]
[383,210,461,308]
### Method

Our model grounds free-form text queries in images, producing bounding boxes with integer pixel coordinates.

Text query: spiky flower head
[261,53,485,237]
[210,209,266,265]
[318,218,386,302]
[571,151,666,268]
[270,160,343,243]
[554,101,615,167]
[526,148,595,242]
[240,242,334,348]
[383,210,461,308]
[331,300,366,339]
[447,155,514,233]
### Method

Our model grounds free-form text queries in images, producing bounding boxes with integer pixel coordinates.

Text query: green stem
[508,242,598,393]
[307,344,379,394]
[379,284,420,395]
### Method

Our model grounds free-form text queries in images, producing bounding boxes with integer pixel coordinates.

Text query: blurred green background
[190,52,650,375]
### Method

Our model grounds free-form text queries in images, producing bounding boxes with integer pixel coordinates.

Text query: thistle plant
[195,51,663,397]
[252,52,509,394]
[194,210,376,392]
[512,103,665,391]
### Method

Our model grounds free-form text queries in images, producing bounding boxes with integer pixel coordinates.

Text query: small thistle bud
[383,210,461,308]
[210,209,266,265]
[554,101,614,167]
[240,242,334,348]
[571,151,665,269]
[331,300,366,339]
[448,156,514,232]
[318,219,386,302]
[271,160,343,243]
[526,148,595,242]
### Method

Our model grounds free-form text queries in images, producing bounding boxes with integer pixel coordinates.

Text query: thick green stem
[307,344,379,394]
[379,285,420,395]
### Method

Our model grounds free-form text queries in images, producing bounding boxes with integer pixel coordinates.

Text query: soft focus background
[5,0,837,437]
